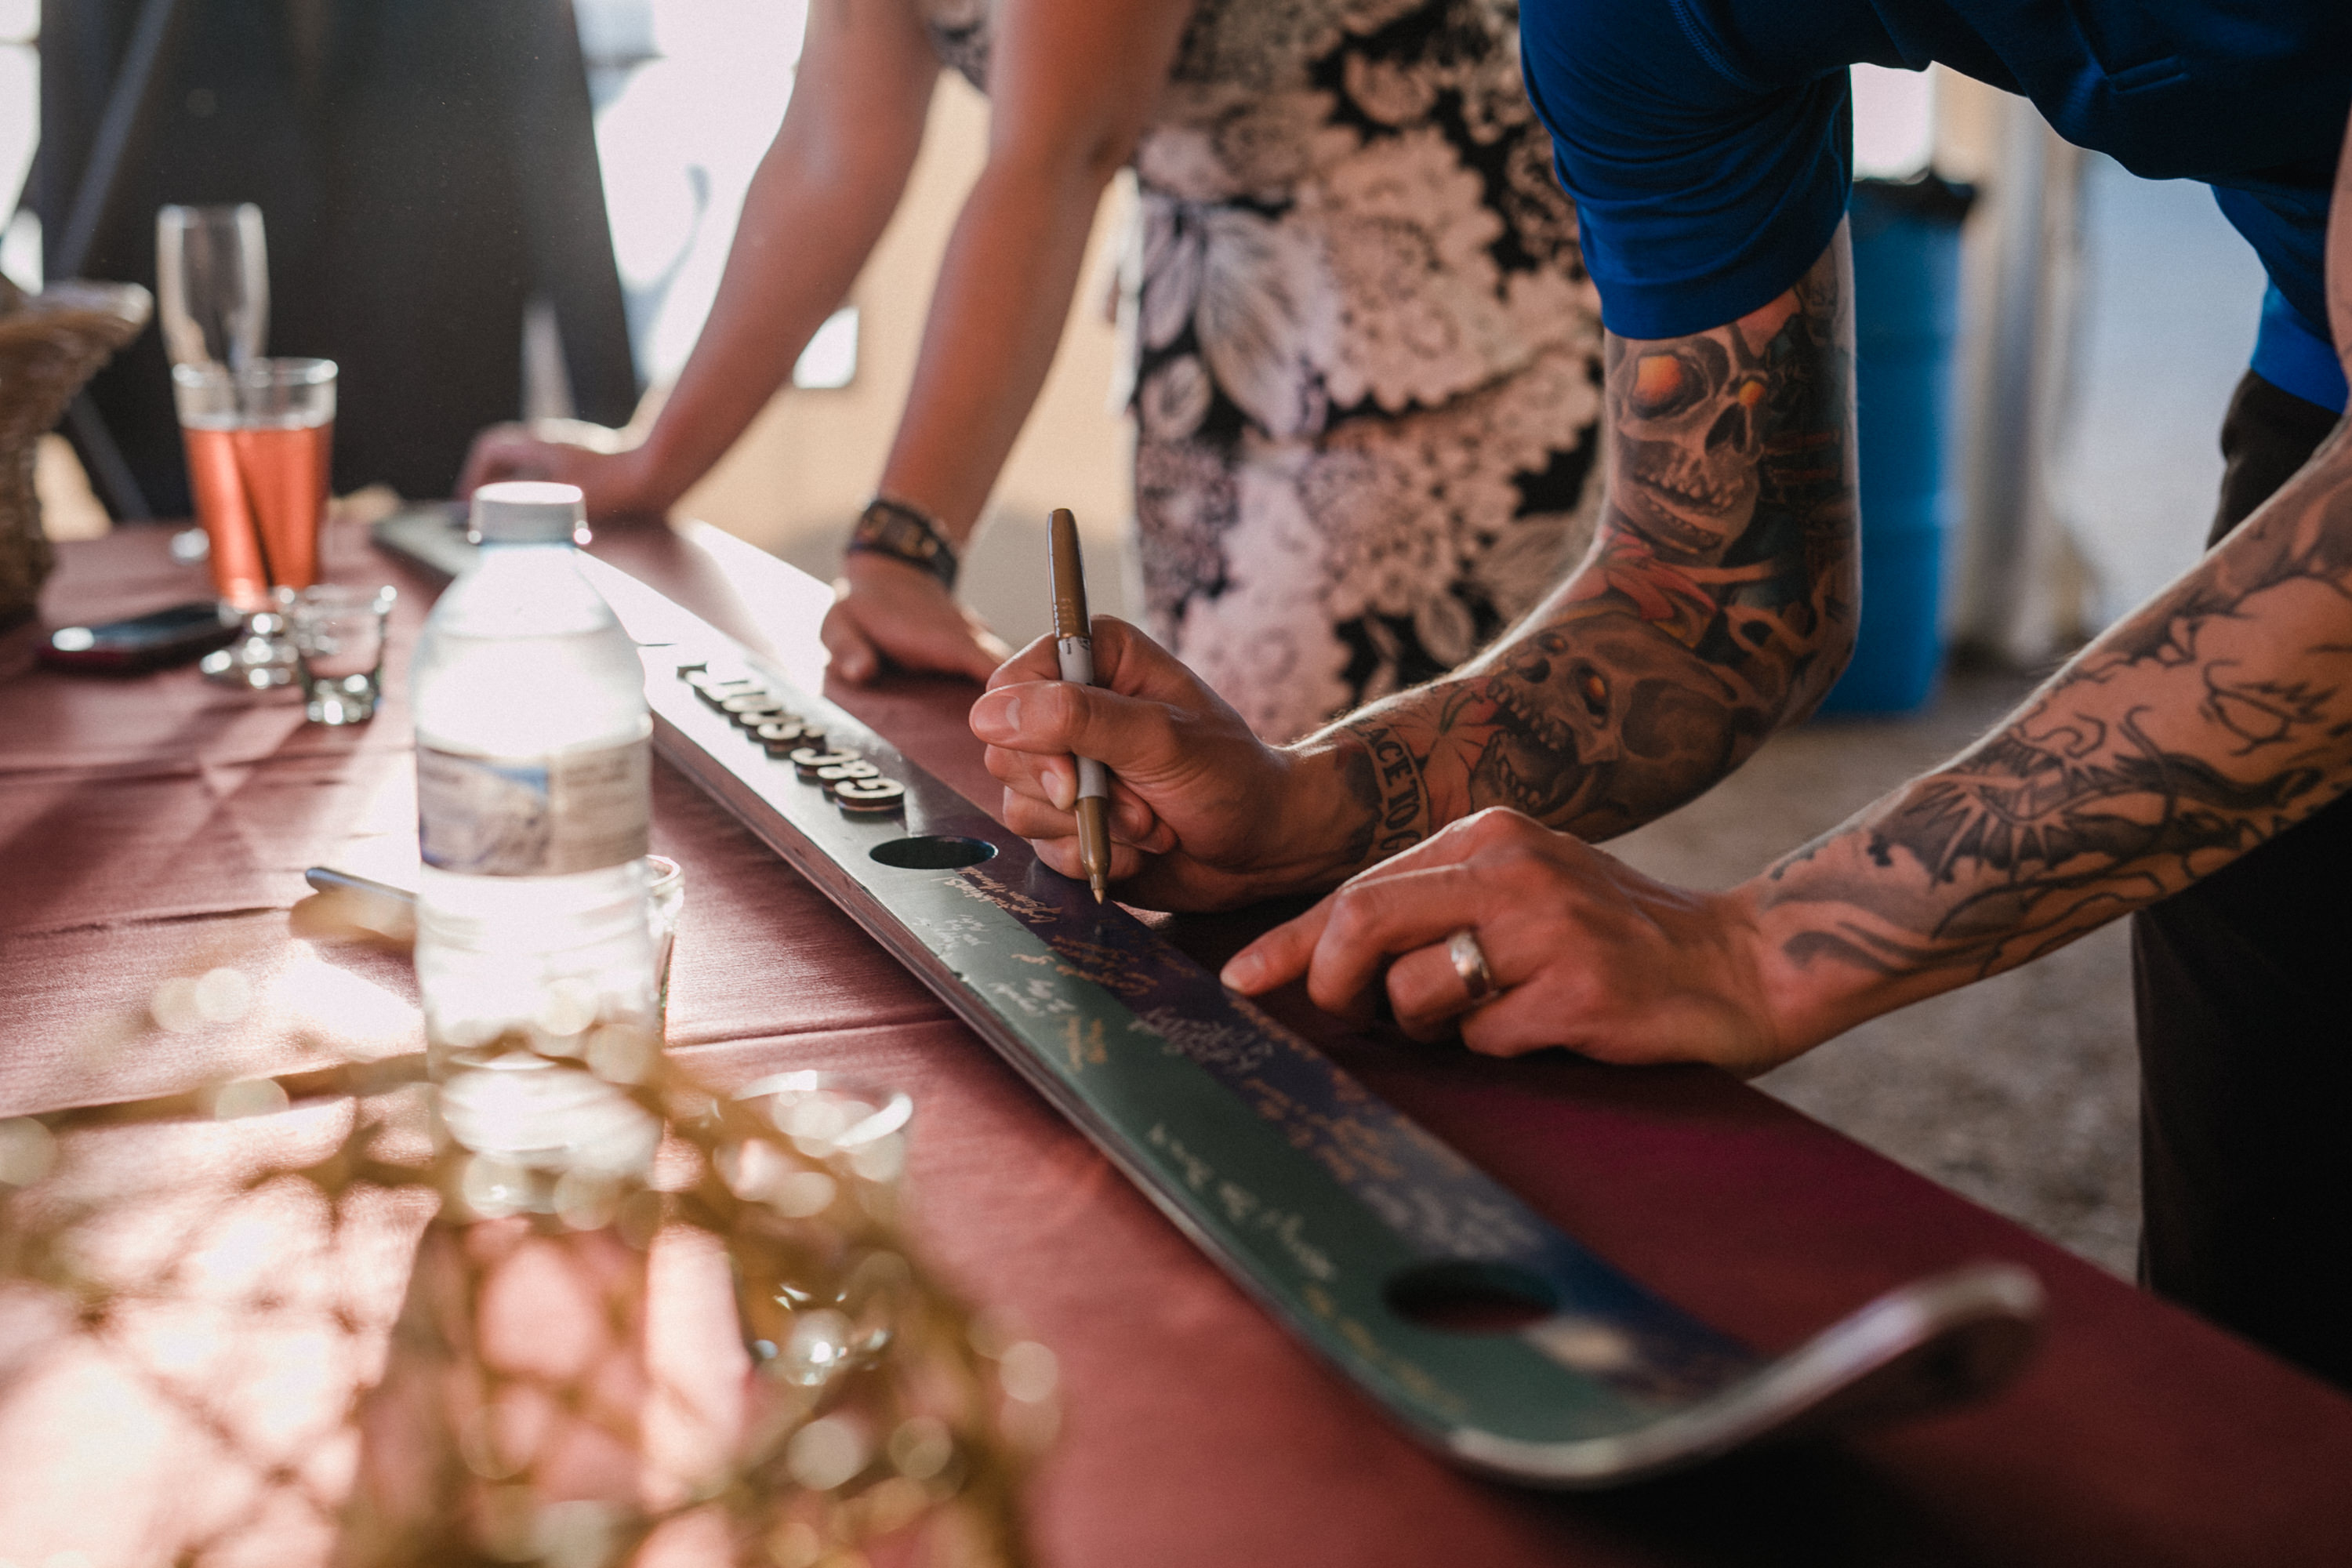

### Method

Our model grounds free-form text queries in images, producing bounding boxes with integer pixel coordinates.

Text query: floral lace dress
[924,0,1603,740]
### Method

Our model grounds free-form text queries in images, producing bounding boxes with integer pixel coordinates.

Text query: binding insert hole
[869,835,999,871]
[1385,1261,1559,1334]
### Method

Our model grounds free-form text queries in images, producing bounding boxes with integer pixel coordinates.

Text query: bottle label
[417,739,650,876]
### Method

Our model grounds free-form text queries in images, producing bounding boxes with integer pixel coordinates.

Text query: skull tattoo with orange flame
[1612,335,1772,562]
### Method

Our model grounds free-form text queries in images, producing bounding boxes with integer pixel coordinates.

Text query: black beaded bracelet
[846,496,959,590]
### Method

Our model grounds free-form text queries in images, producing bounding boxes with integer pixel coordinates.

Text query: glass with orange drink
[172,358,337,613]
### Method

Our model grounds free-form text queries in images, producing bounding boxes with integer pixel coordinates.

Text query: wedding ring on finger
[1446,927,1495,1004]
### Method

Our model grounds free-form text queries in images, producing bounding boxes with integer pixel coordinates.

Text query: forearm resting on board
[1753,414,2352,1045]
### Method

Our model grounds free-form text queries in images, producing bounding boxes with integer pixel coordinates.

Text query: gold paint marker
[1049,507,1113,903]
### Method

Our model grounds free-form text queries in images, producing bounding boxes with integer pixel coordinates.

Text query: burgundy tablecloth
[6,521,2352,1567]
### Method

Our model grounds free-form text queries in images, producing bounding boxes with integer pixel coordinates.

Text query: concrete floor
[1606,670,2143,1279]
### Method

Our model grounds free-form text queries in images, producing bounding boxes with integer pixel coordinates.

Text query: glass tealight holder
[721,1073,916,1385]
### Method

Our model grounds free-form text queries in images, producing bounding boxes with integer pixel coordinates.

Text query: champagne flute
[157,204,268,372]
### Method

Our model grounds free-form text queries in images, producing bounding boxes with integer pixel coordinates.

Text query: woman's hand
[969,616,1371,910]
[821,553,1010,685]
[456,419,669,521]
[1220,808,1798,1075]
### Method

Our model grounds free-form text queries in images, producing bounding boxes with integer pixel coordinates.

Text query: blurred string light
[0,942,1050,1567]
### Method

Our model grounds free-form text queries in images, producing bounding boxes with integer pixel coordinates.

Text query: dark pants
[2133,370,2352,1389]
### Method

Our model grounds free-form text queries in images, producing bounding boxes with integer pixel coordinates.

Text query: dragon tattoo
[1766,416,2352,982]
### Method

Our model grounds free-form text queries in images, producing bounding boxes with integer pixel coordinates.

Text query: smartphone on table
[39,601,242,673]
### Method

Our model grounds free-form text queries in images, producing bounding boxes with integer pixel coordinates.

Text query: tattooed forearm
[1760,416,2352,991]
[1740,106,2352,1037]
[1303,234,1859,869]
[1336,719,1434,862]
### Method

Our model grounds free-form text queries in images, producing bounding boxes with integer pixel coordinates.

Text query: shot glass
[288,583,396,724]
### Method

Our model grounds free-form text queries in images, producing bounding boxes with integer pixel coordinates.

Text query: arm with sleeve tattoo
[1751,412,2352,1047]
[1218,416,2352,1065]
[1303,234,1860,873]
[1736,109,2352,1052]
[1215,110,2352,1069]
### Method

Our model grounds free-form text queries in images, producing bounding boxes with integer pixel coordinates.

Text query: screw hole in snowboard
[869,835,999,871]
[1384,1261,1559,1334]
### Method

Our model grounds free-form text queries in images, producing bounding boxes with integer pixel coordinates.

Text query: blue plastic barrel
[1816,175,1974,715]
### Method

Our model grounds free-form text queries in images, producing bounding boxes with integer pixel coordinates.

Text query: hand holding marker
[1049,507,1113,903]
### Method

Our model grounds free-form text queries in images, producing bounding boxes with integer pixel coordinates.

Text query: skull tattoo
[1612,333,1769,562]
[1468,619,1745,831]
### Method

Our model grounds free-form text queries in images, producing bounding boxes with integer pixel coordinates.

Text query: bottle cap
[470,481,586,546]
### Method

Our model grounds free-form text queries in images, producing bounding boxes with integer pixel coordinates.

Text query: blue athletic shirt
[1521,0,2351,411]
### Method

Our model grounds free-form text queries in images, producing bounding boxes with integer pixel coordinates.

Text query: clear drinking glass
[288,583,396,724]
[173,357,338,687]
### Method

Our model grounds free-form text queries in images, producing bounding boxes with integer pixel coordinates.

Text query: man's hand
[822,554,1010,685]
[977,240,1857,924]
[457,420,666,520]
[974,238,1860,916]
[1218,809,1794,1073]
[971,616,1370,909]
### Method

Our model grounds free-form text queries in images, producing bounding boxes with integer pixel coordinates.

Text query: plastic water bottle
[409,481,658,1085]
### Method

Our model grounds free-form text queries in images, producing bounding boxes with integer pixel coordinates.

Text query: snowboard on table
[561,554,2045,1490]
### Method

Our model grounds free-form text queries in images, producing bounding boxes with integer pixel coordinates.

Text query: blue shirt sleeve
[2249,283,2349,414]
[1523,0,1855,339]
